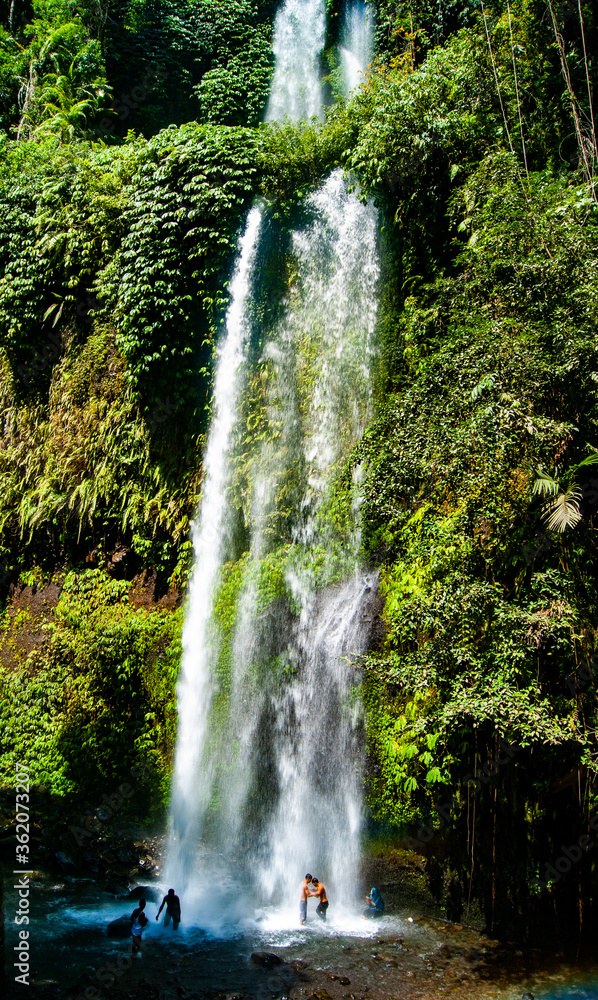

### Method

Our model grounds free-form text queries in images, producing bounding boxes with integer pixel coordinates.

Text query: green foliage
[0,121,262,561]
[351,32,598,930]
[192,2,274,126]
[1,1,111,141]
[0,569,182,804]
[0,0,596,945]
[259,106,358,202]
[101,123,259,395]
[367,0,478,60]
[0,0,278,140]
[102,0,276,136]
[533,455,598,532]
[0,137,140,364]
[364,678,448,825]
[0,322,198,566]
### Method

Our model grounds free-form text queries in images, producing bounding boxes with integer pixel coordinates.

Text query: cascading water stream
[167,0,327,894]
[168,206,263,888]
[265,0,325,122]
[213,166,380,914]
[340,1,373,96]
[253,169,379,912]
[168,0,378,925]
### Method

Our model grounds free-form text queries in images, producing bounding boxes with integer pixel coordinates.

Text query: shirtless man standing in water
[156,888,181,930]
[300,873,313,925]
[310,878,329,921]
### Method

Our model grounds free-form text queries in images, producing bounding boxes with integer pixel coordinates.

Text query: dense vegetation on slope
[0,0,277,138]
[0,0,598,947]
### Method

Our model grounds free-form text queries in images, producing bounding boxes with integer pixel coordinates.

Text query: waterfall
[257,169,379,910]
[265,0,325,122]
[168,0,327,889]
[168,206,263,887]
[167,0,379,924]
[218,169,379,914]
[340,1,374,97]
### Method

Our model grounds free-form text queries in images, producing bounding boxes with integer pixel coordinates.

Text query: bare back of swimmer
[310,879,329,920]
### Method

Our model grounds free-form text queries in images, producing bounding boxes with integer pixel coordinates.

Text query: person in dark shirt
[156,888,181,930]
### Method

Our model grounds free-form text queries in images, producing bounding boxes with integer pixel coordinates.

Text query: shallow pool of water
[5,872,598,1000]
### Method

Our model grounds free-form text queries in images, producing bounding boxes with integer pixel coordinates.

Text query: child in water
[130,898,149,955]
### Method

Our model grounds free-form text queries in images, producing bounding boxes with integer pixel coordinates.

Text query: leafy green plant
[533,454,598,532]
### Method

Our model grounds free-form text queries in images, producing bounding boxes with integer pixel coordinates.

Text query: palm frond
[542,486,583,532]
[533,470,559,497]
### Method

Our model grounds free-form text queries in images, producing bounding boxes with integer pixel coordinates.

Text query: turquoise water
[542,990,598,998]
[6,871,598,999]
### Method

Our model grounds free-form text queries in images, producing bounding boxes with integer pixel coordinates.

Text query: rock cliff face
[1,580,63,671]
[1,567,180,673]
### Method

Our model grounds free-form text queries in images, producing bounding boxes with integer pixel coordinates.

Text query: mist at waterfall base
[166,0,379,935]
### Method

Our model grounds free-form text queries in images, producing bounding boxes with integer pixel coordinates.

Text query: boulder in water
[55,850,77,873]
[104,879,129,896]
[107,915,131,938]
[128,884,161,903]
[251,951,283,968]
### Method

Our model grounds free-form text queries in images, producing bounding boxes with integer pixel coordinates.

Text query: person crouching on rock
[156,888,181,930]
[130,898,148,955]
[362,886,385,919]
[310,878,329,920]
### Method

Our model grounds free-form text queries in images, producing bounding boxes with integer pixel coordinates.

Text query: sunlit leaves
[532,470,559,498]
[102,124,259,393]
[541,485,582,532]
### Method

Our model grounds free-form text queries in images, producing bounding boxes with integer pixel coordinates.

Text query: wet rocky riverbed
[4,873,598,1000]
[3,826,598,1000]
[60,915,598,1000]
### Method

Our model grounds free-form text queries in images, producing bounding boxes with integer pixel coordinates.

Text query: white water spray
[168,0,380,927]
[340,1,374,97]
[168,206,263,887]
[265,0,325,122]
[168,0,330,890]
[250,171,379,914]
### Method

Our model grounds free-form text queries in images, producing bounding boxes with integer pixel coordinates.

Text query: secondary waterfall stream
[168,0,379,925]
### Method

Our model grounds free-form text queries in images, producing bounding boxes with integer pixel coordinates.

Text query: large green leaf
[542,486,582,532]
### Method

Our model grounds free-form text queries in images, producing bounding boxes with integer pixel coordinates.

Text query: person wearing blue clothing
[300,874,313,925]
[362,886,385,919]
[130,898,148,954]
